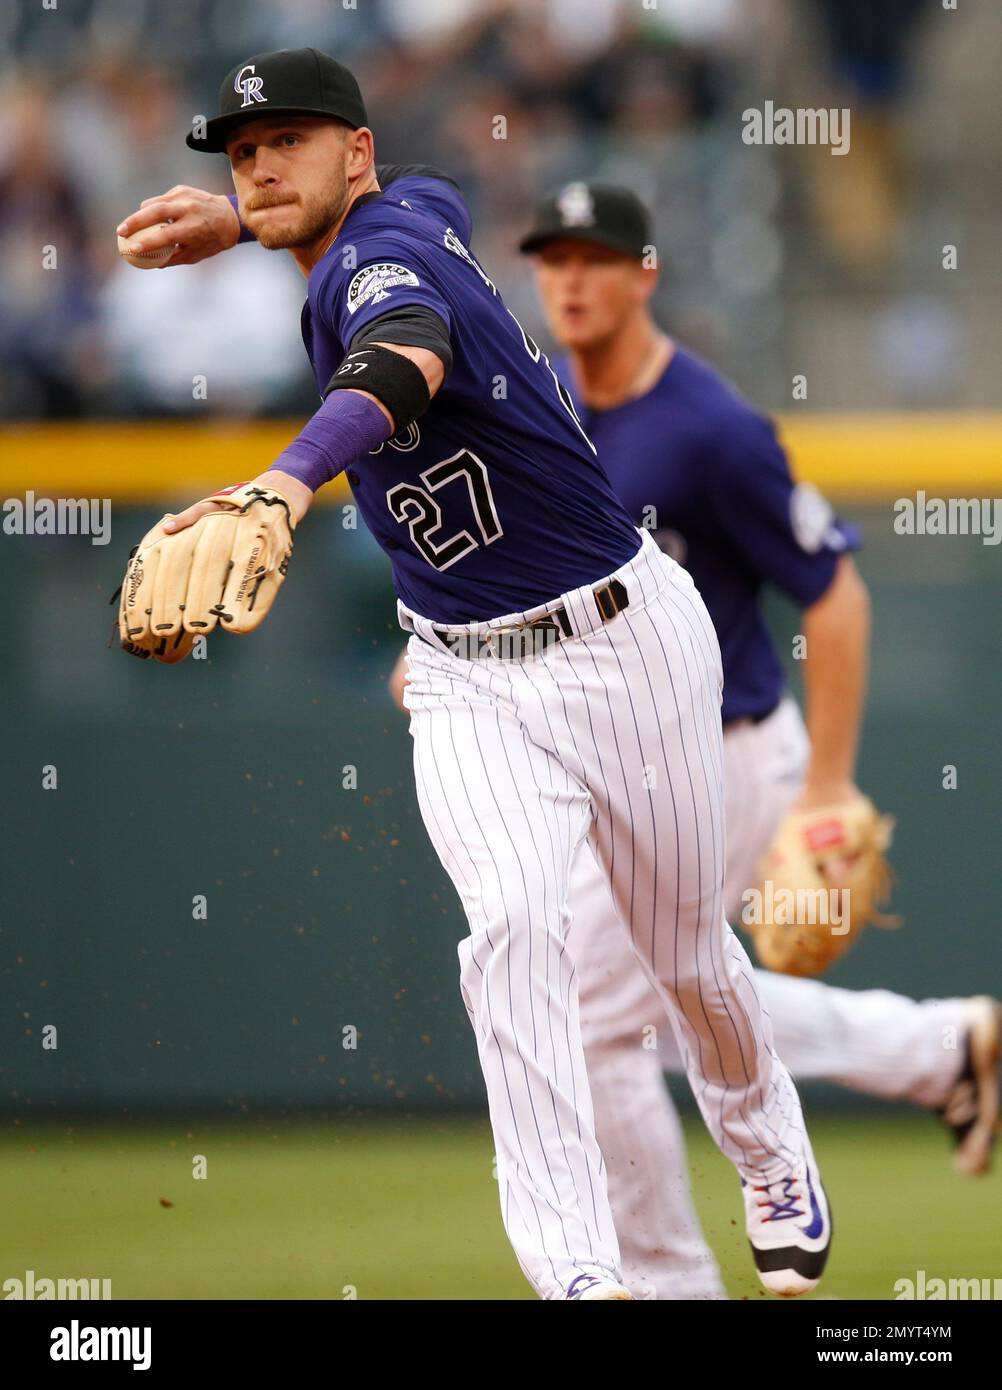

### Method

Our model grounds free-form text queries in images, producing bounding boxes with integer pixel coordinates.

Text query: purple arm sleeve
[227,194,256,244]
[272,392,392,493]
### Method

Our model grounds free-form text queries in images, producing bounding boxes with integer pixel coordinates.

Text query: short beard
[248,165,349,251]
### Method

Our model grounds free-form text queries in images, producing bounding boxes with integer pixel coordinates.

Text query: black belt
[723,699,780,730]
[427,577,630,659]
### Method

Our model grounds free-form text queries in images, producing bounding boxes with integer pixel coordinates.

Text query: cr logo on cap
[234,64,267,108]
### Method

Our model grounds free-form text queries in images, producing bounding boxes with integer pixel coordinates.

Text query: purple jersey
[300,175,640,622]
[558,346,860,724]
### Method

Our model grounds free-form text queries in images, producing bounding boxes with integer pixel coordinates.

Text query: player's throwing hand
[116,185,239,267]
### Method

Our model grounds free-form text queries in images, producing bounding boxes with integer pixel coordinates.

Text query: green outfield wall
[2,502,998,1113]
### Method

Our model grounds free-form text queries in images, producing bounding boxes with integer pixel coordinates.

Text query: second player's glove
[116,483,295,664]
[747,791,900,977]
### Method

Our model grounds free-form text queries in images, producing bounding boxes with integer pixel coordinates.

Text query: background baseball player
[115,49,833,1300]
[499,182,997,1298]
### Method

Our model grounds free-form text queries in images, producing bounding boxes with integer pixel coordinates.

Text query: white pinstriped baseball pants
[574,697,968,1299]
[399,529,812,1299]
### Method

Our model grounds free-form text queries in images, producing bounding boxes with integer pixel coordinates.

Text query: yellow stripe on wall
[2,414,1001,502]
[776,415,1002,499]
[0,419,345,504]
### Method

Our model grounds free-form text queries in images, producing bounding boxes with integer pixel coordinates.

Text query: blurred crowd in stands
[2,0,979,422]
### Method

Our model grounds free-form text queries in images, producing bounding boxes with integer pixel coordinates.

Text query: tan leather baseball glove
[747,791,900,977]
[116,483,295,663]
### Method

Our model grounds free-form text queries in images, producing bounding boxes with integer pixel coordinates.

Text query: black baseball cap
[518,182,652,258]
[186,47,368,153]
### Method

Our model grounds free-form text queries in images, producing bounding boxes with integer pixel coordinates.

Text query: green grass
[1,1111,997,1300]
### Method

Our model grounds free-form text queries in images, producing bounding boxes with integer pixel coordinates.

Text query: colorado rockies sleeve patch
[346,263,421,315]
[789,482,846,554]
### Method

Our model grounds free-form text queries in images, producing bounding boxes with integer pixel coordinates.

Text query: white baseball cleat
[743,1147,832,1298]
[565,1274,634,1300]
[938,995,1001,1176]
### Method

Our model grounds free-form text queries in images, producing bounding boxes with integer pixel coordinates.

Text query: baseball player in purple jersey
[119,48,833,1299]
[500,182,997,1298]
